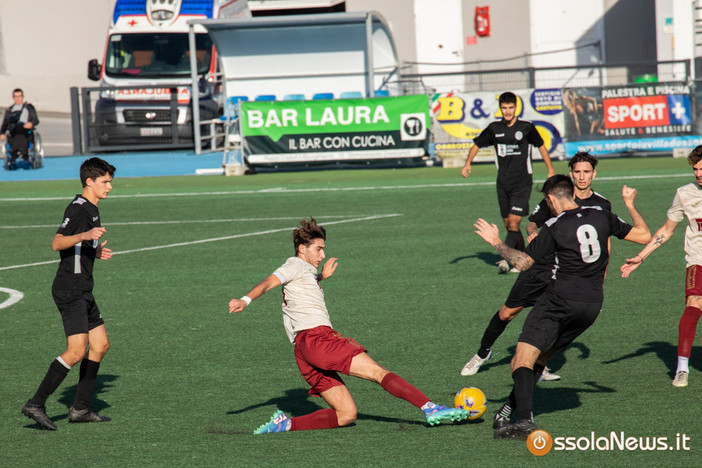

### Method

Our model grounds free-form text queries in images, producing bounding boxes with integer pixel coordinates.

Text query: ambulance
[88,0,250,146]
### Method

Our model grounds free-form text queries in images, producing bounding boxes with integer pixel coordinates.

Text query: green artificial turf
[0,156,697,466]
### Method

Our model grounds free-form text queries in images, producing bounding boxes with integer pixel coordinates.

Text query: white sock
[677,356,689,373]
[56,356,72,370]
[421,401,436,411]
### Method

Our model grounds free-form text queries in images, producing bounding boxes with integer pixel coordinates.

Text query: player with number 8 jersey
[474,174,651,440]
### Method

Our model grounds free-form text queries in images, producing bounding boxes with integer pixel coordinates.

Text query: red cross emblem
[128,19,137,27]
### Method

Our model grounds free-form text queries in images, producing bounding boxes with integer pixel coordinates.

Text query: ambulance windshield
[105,33,212,78]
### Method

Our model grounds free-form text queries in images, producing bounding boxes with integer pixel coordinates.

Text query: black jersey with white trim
[473,119,544,186]
[529,191,611,228]
[527,192,612,271]
[525,206,632,302]
[52,195,101,291]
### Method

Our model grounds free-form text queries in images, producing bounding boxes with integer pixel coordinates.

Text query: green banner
[240,95,429,165]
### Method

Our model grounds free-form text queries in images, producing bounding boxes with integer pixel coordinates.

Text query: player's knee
[93,340,110,357]
[500,307,522,321]
[686,296,702,310]
[336,407,357,426]
[510,355,534,372]
[63,347,87,367]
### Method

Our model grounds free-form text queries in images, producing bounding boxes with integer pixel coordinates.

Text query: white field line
[0,287,24,309]
[0,215,366,230]
[0,171,691,203]
[0,214,401,272]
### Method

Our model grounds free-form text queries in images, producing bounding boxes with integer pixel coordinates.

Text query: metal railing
[71,84,210,154]
[400,60,691,94]
[71,60,694,155]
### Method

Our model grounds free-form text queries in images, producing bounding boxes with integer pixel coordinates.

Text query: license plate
[140,127,163,136]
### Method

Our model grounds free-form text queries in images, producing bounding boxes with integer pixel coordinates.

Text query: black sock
[30,359,70,406]
[72,359,100,411]
[478,311,509,357]
[512,366,535,421]
[533,363,545,381]
[497,402,512,419]
[504,230,525,251]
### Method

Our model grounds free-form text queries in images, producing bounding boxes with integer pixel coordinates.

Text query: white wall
[671,0,694,62]
[414,0,464,73]
[529,0,605,67]
[345,0,417,67]
[0,0,116,113]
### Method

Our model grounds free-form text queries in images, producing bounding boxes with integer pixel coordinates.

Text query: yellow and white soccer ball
[454,387,487,420]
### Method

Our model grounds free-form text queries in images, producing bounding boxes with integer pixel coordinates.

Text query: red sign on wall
[475,7,490,37]
[603,96,669,128]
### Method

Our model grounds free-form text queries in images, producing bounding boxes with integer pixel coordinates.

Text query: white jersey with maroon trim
[667,183,702,268]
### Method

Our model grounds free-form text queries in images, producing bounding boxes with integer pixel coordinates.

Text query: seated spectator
[1,88,39,160]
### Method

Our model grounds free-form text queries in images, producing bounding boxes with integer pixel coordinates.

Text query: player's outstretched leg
[461,308,515,376]
[253,410,291,434]
[422,403,470,426]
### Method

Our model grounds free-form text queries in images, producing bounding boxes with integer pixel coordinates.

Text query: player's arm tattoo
[494,242,535,271]
[653,233,666,247]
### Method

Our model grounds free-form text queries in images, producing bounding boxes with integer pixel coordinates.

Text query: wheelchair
[2,127,43,170]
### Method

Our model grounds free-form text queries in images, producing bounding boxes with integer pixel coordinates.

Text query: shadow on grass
[473,342,591,377]
[450,251,502,267]
[55,374,118,420]
[227,388,439,428]
[601,340,691,377]
[227,388,324,417]
[533,381,616,416]
[486,381,616,418]
[22,374,117,430]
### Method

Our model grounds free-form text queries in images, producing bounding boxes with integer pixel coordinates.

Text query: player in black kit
[461,91,555,273]
[460,153,641,382]
[21,158,115,430]
[474,174,650,440]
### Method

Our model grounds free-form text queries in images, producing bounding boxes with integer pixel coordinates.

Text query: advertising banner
[563,84,701,155]
[430,89,566,162]
[240,95,429,165]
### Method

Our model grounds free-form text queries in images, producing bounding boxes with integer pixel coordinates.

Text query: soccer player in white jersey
[621,145,702,388]
[228,218,470,433]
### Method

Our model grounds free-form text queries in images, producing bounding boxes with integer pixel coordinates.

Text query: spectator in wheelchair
[1,88,39,161]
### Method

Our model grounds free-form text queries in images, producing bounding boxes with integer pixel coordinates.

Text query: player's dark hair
[293,217,326,255]
[568,151,598,170]
[80,157,116,187]
[688,145,702,166]
[12,88,23,96]
[498,92,517,105]
[541,174,574,200]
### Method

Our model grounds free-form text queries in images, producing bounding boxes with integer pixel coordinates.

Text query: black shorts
[518,292,601,353]
[496,180,532,219]
[52,289,104,337]
[505,266,553,308]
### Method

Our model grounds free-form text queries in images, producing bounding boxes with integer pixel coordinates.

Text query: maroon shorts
[686,265,702,297]
[294,326,367,396]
